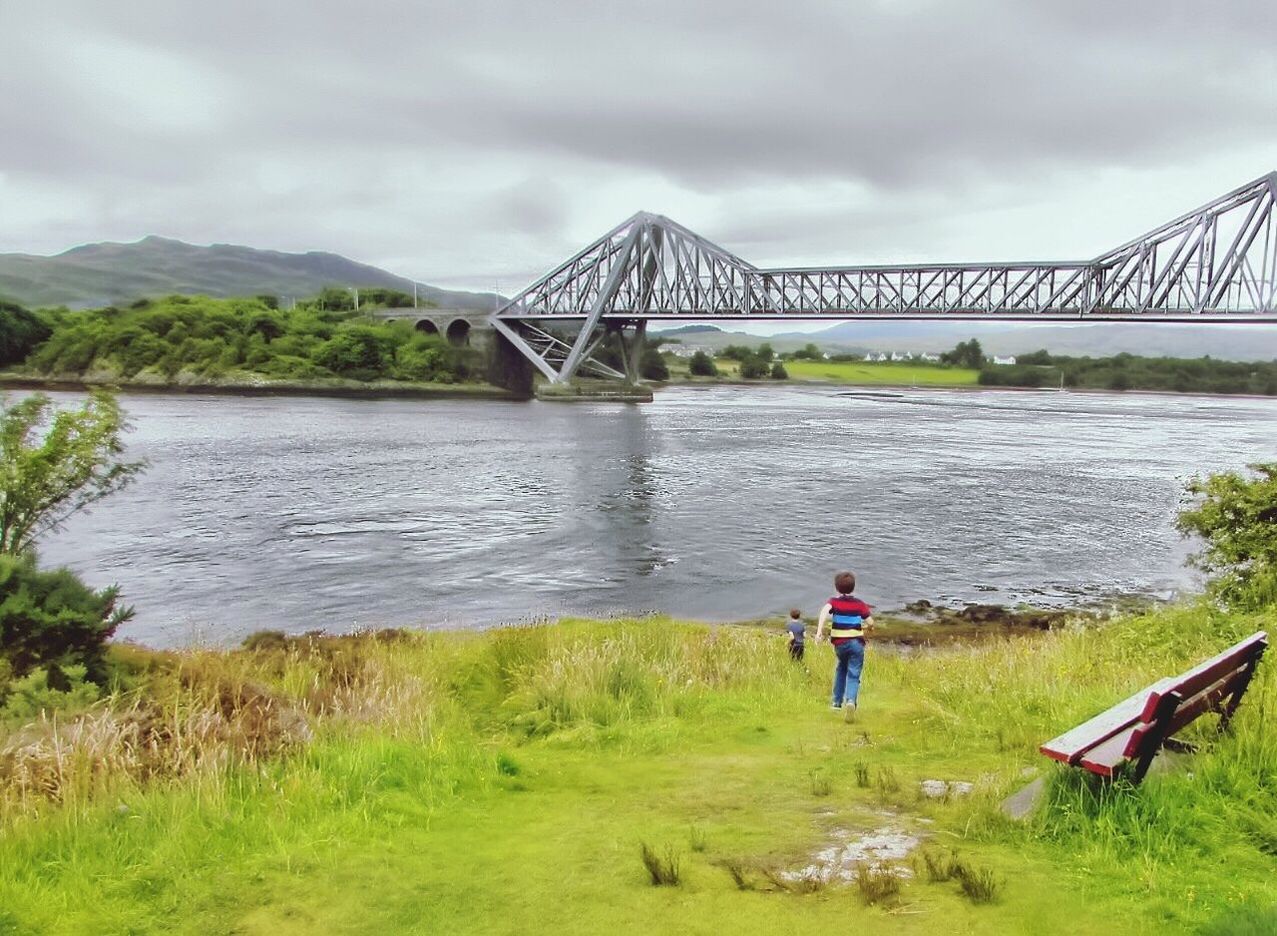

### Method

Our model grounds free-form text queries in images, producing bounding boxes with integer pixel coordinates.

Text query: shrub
[1177,463,1277,608]
[311,327,392,377]
[769,362,788,380]
[639,349,669,381]
[0,553,133,683]
[0,390,145,556]
[688,351,718,377]
[739,357,769,379]
[0,663,101,722]
[0,303,51,367]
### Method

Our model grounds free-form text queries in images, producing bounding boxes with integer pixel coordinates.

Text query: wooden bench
[1040,631,1268,783]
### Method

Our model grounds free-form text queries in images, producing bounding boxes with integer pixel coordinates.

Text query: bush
[0,553,133,684]
[311,328,388,376]
[1,663,102,722]
[639,349,669,381]
[770,362,788,380]
[1177,463,1277,608]
[0,303,51,367]
[392,333,465,383]
[688,351,717,377]
[739,357,769,379]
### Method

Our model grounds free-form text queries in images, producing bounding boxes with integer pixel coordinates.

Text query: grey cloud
[2,0,1275,285]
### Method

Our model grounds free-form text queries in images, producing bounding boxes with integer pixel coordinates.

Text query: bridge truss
[491,172,1277,383]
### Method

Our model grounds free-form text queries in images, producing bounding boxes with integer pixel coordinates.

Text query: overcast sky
[3,0,1275,298]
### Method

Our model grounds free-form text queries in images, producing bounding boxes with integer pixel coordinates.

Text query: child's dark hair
[789,608,801,619]
[834,571,856,594]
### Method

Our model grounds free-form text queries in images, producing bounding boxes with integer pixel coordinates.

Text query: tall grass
[1,620,813,826]
[2,601,1274,914]
[882,599,1277,868]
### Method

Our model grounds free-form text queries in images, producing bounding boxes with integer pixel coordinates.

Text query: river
[28,386,1277,647]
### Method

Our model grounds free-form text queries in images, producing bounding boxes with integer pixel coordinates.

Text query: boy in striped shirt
[815,571,874,710]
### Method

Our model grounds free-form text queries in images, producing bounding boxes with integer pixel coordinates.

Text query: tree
[640,349,669,381]
[770,362,789,380]
[0,303,51,367]
[0,390,146,556]
[719,344,754,361]
[755,343,775,363]
[0,552,132,681]
[940,339,985,369]
[1177,463,1277,609]
[739,357,769,379]
[688,351,718,377]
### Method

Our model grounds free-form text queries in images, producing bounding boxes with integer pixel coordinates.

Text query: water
[29,386,1277,648]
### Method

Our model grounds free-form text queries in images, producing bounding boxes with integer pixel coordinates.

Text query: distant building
[667,344,716,358]
[992,355,1018,365]
[890,351,914,362]
[864,352,889,362]
[919,352,941,362]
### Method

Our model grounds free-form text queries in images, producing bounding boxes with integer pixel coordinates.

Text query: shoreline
[0,371,526,402]
[4,371,1273,405]
[114,594,1168,653]
[656,375,1277,400]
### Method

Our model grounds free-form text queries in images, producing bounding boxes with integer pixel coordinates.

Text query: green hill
[0,236,502,311]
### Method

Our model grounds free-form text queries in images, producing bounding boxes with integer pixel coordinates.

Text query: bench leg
[1130,692,1183,785]
[1218,648,1264,734]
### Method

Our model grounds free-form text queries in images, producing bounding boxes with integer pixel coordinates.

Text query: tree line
[979,348,1277,395]
[4,294,477,385]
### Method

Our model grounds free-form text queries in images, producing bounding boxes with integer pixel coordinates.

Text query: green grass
[784,360,980,386]
[1,605,1275,934]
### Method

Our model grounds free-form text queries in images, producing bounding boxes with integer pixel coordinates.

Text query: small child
[785,608,805,661]
[815,571,874,710]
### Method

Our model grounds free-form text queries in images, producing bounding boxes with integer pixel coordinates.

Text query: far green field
[784,360,979,386]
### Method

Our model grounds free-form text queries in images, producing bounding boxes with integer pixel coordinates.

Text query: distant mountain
[655,324,725,335]
[0,236,502,311]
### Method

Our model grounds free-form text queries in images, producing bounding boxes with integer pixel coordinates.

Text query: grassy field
[1,605,1275,935]
[783,360,980,386]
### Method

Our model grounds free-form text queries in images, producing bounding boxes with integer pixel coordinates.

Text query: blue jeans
[831,639,865,707]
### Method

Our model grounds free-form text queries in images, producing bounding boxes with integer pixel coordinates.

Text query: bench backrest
[1121,630,1268,759]
[1041,631,1268,773]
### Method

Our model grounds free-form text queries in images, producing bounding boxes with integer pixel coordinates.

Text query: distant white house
[669,345,713,358]
[890,351,914,362]
[919,352,941,362]
[864,352,889,362]
[992,355,1018,365]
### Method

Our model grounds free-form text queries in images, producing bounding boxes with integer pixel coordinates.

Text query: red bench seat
[1039,632,1267,783]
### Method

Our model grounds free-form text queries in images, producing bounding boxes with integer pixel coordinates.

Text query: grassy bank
[659,357,979,388]
[0,371,522,401]
[1,604,1275,934]
[783,360,980,386]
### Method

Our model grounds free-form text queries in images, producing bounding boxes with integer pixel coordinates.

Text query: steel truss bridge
[490,172,1277,383]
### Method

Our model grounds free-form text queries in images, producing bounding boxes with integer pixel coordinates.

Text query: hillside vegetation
[9,295,479,386]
